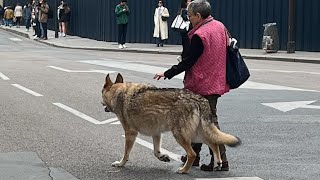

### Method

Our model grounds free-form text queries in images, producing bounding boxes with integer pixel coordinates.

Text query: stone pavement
[1,25,320,64]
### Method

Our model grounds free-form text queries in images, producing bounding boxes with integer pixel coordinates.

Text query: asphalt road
[1,30,320,180]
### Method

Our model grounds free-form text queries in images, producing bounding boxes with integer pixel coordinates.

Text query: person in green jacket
[115,0,130,49]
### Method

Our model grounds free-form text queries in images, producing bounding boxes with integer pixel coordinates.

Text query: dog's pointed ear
[115,73,124,84]
[105,74,113,86]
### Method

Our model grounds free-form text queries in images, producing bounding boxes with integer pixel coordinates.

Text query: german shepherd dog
[102,73,241,174]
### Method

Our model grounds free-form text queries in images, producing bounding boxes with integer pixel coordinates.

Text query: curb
[2,27,320,64]
[0,27,30,39]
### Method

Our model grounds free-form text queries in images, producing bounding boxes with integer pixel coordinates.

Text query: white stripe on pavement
[98,117,118,124]
[111,121,121,125]
[12,84,43,97]
[48,66,116,74]
[9,38,22,42]
[122,135,181,162]
[0,72,10,80]
[48,66,73,72]
[79,60,319,92]
[53,103,102,124]
[195,177,264,180]
[53,103,117,125]
[251,68,320,75]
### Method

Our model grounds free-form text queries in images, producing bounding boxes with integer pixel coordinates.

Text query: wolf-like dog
[102,73,241,174]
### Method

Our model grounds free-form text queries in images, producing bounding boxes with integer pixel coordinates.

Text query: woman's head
[181,0,192,9]
[187,0,211,26]
[158,0,164,7]
[120,0,127,5]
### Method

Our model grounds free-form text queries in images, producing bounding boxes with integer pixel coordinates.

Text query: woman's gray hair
[188,0,211,18]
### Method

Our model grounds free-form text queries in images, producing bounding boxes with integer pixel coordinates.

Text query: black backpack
[47,8,53,19]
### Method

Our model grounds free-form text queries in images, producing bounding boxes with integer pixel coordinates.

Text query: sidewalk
[1,26,320,64]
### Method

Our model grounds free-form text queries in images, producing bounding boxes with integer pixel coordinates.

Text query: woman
[177,0,192,61]
[14,3,23,28]
[57,1,64,37]
[58,3,71,37]
[153,0,169,47]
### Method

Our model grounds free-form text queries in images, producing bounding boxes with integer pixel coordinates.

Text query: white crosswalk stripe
[195,178,264,180]
[79,59,319,92]
[9,38,22,42]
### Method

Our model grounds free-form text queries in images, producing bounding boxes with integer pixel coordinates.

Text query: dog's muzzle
[104,107,110,112]
[101,102,110,112]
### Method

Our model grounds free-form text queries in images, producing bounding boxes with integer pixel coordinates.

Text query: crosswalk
[79,59,318,92]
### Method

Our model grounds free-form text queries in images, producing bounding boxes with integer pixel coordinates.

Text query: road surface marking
[79,60,319,92]
[0,72,10,80]
[262,100,320,112]
[251,68,320,75]
[9,38,22,42]
[121,135,181,162]
[48,66,115,74]
[195,177,264,180]
[11,84,43,97]
[53,103,101,124]
[100,117,118,124]
[53,103,117,125]
[111,121,121,125]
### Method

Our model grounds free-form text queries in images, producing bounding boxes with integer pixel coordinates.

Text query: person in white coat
[153,0,169,47]
[14,3,23,28]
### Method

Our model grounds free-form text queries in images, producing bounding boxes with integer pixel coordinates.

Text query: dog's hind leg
[174,135,196,174]
[153,134,170,162]
[112,130,138,167]
[207,142,222,170]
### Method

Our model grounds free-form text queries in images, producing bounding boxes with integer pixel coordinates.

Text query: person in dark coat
[23,2,32,31]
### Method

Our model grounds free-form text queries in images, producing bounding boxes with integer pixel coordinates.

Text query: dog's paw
[112,161,125,167]
[158,154,170,162]
[176,167,189,174]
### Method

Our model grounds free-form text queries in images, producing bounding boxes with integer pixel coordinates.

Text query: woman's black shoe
[200,161,229,171]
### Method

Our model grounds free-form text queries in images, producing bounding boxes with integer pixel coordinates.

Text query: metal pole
[55,0,59,38]
[287,0,296,53]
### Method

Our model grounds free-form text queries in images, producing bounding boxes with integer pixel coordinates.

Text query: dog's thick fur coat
[102,74,240,174]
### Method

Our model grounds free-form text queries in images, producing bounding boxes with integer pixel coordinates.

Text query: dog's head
[101,73,124,112]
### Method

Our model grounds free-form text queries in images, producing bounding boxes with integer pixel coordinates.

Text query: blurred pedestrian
[58,2,71,37]
[32,1,41,39]
[4,6,14,27]
[153,0,169,47]
[23,2,32,31]
[14,3,23,28]
[39,0,49,40]
[115,0,130,49]
[57,0,64,36]
[176,0,192,62]
[0,5,4,26]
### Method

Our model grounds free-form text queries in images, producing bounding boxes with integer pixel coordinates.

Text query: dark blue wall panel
[4,0,320,51]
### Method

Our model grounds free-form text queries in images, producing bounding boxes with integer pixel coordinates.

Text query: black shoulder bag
[225,28,250,89]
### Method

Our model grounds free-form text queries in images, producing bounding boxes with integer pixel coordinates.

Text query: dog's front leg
[112,131,138,167]
[153,134,170,162]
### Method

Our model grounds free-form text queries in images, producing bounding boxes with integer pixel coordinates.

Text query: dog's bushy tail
[202,122,241,147]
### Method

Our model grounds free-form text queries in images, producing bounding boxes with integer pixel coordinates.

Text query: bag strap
[224,27,232,38]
